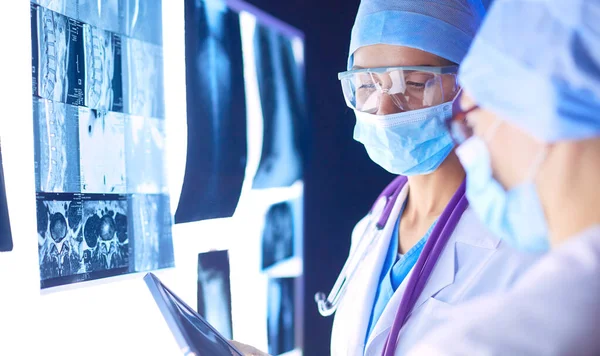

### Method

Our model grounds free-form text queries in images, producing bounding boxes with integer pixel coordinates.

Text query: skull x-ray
[31,4,86,106]
[197,250,233,340]
[36,193,129,288]
[176,0,247,223]
[261,202,295,271]
[267,278,296,355]
[252,24,306,189]
[33,98,81,193]
[129,194,174,272]
[0,142,13,252]
[79,108,126,194]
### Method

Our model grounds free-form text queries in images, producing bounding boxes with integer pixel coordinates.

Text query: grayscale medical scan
[197,250,234,340]
[176,0,248,223]
[252,24,306,190]
[0,141,12,252]
[267,277,296,355]
[30,0,173,288]
[261,202,295,271]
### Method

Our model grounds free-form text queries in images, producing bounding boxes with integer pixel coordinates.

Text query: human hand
[229,341,271,356]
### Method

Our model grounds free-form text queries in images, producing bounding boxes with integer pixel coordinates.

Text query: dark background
[244,0,393,353]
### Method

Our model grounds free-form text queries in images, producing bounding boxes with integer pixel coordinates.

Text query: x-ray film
[79,108,126,194]
[176,0,247,223]
[122,37,165,118]
[78,0,122,34]
[33,98,81,193]
[128,194,174,272]
[31,0,78,19]
[197,250,233,340]
[0,143,13,252]
[252,25,306,189]
[261,202,294,271]
[125,116,166,194]
[32,5,86,106]
[83,25,124,112]
[267,278,296,355]
[37,193,129,288]
[121,0,163,45]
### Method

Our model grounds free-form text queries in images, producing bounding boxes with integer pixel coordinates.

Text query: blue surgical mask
[456,135,550,252]
[353,102,455,176]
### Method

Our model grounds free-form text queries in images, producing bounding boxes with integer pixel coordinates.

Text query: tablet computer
[144,272,243,356]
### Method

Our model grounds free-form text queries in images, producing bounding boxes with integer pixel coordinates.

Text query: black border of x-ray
[144,272,244,356]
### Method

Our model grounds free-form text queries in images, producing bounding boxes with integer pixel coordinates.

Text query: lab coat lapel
[340,185,409,355]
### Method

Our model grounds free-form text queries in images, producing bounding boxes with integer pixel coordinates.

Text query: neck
[404,152,465,219]
[541,140,600,246]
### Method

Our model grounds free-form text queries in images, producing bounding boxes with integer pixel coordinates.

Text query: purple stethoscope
[315,175,468,355]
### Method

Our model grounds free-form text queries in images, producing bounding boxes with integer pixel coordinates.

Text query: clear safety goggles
[338,66,460,114]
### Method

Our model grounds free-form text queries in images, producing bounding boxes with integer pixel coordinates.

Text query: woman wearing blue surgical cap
[407,0,600,354]
[320,0,540,355]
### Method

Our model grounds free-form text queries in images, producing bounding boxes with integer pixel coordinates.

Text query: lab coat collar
[341,183,410,355]
[365,207,502,350]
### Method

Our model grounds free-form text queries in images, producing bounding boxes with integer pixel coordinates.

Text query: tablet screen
[146,273,242,356]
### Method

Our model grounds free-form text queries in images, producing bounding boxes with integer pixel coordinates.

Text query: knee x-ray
[176,0,248,223]
[197,250,233,340]
[252,25,306,189]
[30,0,173,288]
[0,142,12,252]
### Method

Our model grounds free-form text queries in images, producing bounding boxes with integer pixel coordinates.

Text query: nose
[376,94,403,116]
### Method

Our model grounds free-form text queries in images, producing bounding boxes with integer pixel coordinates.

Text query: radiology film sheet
[176,0,248,223]
[30,0,173,288]
[267,277,297,355]
[197,250,234,340]
[0,142,12,252]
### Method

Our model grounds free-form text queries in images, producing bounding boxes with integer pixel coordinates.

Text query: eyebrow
[351,64,437,70]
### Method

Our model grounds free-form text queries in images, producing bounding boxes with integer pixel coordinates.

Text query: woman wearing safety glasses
[407,0,600,354]
[322,0,542,355]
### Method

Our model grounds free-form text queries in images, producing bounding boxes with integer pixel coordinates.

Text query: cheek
[487,128,537,190]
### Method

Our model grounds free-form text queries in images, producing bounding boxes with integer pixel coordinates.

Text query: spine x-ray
[197,250,234,340]
[30,0,174,288]
[267,277,296,355]
[0,141,13,252]
[252,24,306,189]
[176,0,248,223]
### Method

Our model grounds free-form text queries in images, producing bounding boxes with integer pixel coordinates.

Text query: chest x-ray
[0,142,12,252]
[267,278,296,355]
[176,0,247,223]
[30,0,174,288]
[197,250,234,340]
[252,25,306,189]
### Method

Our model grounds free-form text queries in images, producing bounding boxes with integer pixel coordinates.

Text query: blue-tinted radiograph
[0,143,13,252]
[261,202,295,271]
[33,98,81,193]
[267,277,296,355]
[122,37,165,118]
[79,108,127,194]
[121,0,163,45]
[124,116,167,194]
[197,250,233,340]
[176,0,247,223]
[31,0,78,19]
[128,194,173,272]
[252,26,306,189]
[78,0,122,34]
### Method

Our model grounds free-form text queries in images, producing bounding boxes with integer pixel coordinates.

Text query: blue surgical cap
[348,0,489,69]
[460,0,600,143]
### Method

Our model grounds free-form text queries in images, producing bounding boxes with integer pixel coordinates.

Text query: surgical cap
[460,0,600,143]
[348,0,489,68]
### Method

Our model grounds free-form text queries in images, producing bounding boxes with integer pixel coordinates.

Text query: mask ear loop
[525,145,548,183]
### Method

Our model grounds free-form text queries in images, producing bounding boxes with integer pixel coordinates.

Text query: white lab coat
[331,183,540,356]
[409,225,600,356]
